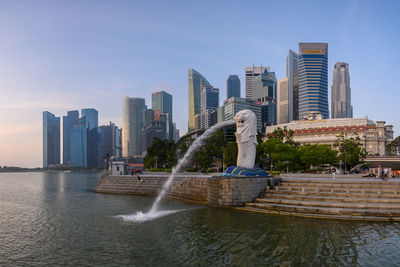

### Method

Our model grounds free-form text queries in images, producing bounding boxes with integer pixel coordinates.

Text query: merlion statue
[234,109,257,169]
[222,109,268,177]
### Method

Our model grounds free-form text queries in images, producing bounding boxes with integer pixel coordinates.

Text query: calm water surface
[1,172,400,266]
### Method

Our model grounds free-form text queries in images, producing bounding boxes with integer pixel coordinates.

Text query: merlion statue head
[234,109,257,144]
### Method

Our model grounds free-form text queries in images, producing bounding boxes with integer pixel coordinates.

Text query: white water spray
[149,120,235,213]
[123,120,235,222]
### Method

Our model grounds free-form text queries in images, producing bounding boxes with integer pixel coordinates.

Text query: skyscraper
[81,108,98,130]
[62,110,79,165]
[244,65,270,99]
[223,97,262,133]
[251,70,277,131]
[277,77,289,124]
[81,108,100,167]
[43,111,60,167]
[152,91,173,140]
[71,117,87,167]
[122,96,146,157]
[99,122,122,160]
[287,49,299,121]
[188,69,211,132]
[331,62,353,118]
[200,85,219,129]
[298,43,329,119]
[226,75,240,99]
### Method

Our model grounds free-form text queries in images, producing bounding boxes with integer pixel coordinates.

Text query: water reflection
[1,172,400,266]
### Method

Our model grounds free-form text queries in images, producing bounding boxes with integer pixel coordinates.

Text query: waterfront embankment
[95,173,280,207]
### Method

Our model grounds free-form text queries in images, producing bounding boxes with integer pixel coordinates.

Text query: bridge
[364,156,400,169]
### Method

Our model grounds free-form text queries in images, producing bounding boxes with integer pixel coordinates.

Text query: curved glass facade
[188,69,210,132]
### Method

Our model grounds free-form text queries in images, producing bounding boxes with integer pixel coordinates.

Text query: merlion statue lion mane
[234,109,257,169]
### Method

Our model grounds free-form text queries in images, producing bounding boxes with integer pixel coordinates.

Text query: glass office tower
[71,117,87,167]
[152,91,173,141]
[43,111,60,167]
[298,43,329,119]
[188,69,211,132]
[226,75,240,99]
[62,110,79,165]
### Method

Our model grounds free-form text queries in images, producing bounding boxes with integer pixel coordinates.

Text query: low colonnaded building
[266,115,393,156]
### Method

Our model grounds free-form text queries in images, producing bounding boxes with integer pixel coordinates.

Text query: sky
[1,0,400,168]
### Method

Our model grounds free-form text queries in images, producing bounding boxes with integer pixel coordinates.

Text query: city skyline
[1,0,400,167]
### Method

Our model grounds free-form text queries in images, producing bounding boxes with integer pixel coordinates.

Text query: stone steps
[240,178,400,221]
[270,186,400,195]
[244,202,400,217]
[235,206,400,222]
[258,193,400,203]
[253,197,400,209]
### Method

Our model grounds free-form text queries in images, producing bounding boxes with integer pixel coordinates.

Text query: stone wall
[208,176,280,207]
[95,173,279,207]
[95,173,210,204]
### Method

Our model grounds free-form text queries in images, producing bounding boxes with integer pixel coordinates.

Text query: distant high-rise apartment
[188,69,211,132]
[152,91,173,140]
[251,71,277,131]
[71,117,87,167]
[43,111,60,167]
[298,43,329,119]
[244,65,270,99]
[331,62,352,118]
[226,75,240,99]
[200,85,219,129]
[62,110,79,165]
[277,77,289,124]
[122,96,146,157]
[287,49,299,121]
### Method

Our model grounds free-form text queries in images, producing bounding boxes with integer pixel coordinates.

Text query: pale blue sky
[1,0,399,167]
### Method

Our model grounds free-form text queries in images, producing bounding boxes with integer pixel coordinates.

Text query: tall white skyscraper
[244,65,269,99]
[331,62,352,118]
[277,77,289,124]
[286,50,299,121]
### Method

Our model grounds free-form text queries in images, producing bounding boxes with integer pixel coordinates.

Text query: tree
[144,138,177,169]
[266,127,299,147]
[298,144,337,170]
[386,136,400,156]
[194,130,226,172]
[223,142,238,167]
[257,128,300,171]
[334,134,366,172]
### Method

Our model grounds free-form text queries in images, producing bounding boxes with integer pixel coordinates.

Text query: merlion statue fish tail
[223,109,268,177]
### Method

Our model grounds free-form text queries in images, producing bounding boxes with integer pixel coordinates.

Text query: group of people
[364,167,389,180]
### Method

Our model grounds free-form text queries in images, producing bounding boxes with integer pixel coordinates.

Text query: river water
[1,172,400,266]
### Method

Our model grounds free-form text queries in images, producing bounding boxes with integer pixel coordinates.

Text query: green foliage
[256,127,337,172]
[334,134,366,171]
[148,168,172,173]
[386,136,400,156]
[298,144,337,169]
[144,138,177,169]
[223,142,238,167]
[193,130,226,172]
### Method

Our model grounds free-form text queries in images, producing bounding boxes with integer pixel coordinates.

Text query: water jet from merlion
[123,109,267,222]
